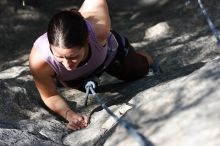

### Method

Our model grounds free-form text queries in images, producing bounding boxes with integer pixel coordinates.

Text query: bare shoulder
[79,0,107,12]
[29,47,54,78]
[79,0,111,45]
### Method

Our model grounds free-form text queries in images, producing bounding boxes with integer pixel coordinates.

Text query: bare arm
[29,47,88,130]
[79,0,111,45]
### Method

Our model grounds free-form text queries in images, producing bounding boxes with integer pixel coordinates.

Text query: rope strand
[186,0,220,46]
[84,81,152,146]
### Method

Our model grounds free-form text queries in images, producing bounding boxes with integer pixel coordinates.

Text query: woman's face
[50,45,87,70]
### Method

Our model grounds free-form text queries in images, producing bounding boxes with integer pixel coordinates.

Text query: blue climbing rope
[198,0,220,45]
[84,81,150,146]
[186,0,220,46]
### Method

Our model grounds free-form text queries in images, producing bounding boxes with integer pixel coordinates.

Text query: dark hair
[47,10,88,49]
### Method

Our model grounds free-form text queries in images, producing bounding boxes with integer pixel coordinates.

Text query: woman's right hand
[66,111,89,131]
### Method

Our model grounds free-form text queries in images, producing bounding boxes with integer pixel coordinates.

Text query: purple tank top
[33,20,118,81]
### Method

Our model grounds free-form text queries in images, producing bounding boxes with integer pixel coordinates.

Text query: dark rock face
[1,0,220,145]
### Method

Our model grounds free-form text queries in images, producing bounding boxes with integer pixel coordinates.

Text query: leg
[106,42,149,81]
[136,51,154,65]
[137,51,163,74]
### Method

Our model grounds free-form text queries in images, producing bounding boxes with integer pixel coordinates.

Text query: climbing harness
[186,0,220,46]
[84,81,152,146]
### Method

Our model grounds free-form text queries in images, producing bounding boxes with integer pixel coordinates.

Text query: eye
[67,55,79,60]
[53,56,63,62]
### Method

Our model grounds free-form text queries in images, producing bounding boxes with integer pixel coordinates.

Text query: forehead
[51,45,82,56]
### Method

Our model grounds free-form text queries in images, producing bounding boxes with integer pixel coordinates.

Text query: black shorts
[105,30,149,81]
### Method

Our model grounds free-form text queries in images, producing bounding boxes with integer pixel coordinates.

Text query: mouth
[65,64,78,70]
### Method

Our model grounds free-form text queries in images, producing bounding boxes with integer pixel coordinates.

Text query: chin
[65,68,72,71]
[64,65,74,70]
[63,63,78,71]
